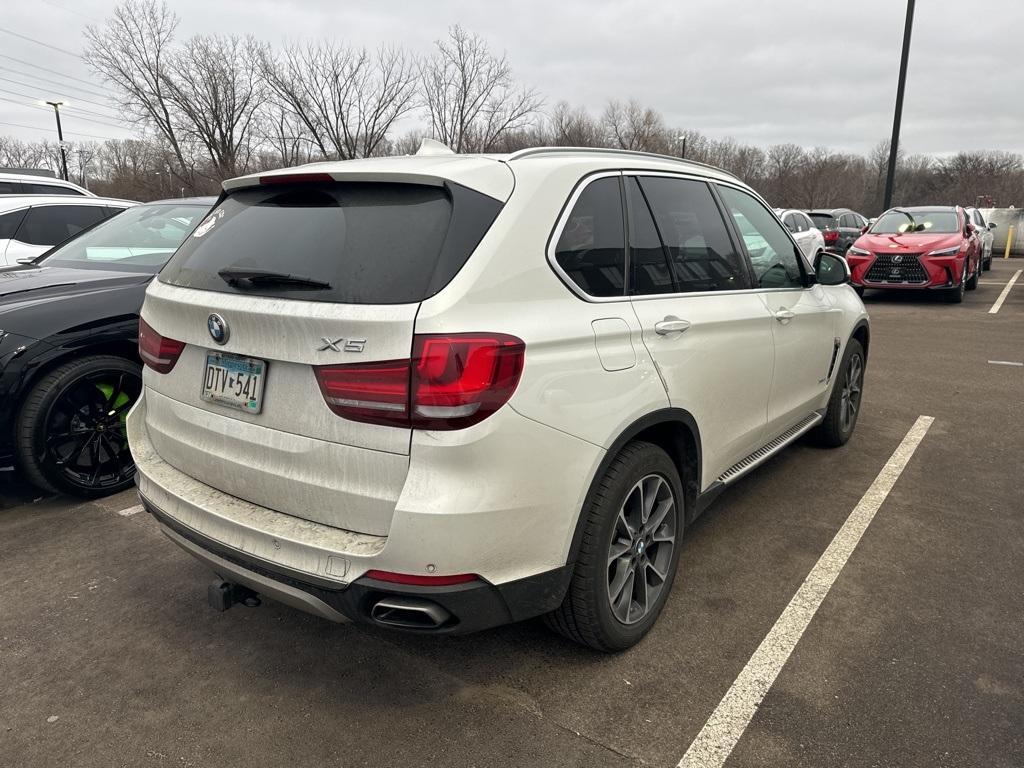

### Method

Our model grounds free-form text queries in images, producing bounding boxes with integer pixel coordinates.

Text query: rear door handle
[654,316,691,335]
[774,308,796,323]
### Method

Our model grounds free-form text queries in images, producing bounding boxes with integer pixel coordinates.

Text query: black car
[0,197,214,497]
[807,208,869,254]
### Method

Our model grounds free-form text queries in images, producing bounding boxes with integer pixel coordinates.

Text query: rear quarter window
[159,182,502,305]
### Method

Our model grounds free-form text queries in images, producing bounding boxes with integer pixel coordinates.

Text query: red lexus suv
[845,206,981,303]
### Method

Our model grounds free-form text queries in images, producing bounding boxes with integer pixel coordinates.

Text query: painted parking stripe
[117,504,144,517]
[677,416,934,768]
[988,360,1024,367]
[988,269,1021,314]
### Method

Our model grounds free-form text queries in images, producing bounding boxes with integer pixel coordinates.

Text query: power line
[0,54,101,88]
[0,95,131,131]
[38,0,94,22]
[0,119,124,142]
[0,26,82,59]
[0,75,119,112]
[0,65,112,101]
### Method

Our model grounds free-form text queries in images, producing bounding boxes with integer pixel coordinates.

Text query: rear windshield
[809,213,836,229]
[871,210,958,235]
[159,181,502,304]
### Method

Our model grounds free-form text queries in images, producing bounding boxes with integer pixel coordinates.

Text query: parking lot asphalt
[2,262,1022,768]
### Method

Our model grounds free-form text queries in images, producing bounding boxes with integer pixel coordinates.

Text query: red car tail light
[313,359,411,428]
[314,333,525,430]
[411,333,525,429]
[823,229,840,244]
[138,317,185,374]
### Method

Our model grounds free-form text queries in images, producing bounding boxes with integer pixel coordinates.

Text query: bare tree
[84,0,194,188]
[548,101,603,147]
[0,137,52,169]
[601,100,667,152]
[262,42,417,160]
[419,25,541,152]
[165,34,267,178]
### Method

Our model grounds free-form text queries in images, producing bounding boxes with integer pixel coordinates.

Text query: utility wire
[0,76,119,112]
[0,119,123,142]
[0,66,112,101]
[0,95,131,131]
[0,54,102,88]
[0,26,83,58]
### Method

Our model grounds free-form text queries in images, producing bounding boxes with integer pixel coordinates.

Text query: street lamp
[44,100,70,181]
[882,0,915,211]
[676,135,687,159]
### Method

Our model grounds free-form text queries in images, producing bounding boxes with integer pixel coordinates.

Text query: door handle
[774,308,796,323]
[654,316,691,335]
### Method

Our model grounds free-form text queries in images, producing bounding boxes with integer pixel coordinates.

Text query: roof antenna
[416,138,455,156]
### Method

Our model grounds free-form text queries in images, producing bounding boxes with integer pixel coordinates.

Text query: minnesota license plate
[201,352,266,414]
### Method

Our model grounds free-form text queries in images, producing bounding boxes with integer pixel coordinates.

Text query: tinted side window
[626,178,673,295]
[554,176,626,297]
[24,182,82,195]
[0,181,22,194]
[840,213,856,228]
[782,213,797,232]
[799,213,815,231]
[14,205,108,246]
[640,177,750,292]
[0,209,28,240]
[718,186,805,289]
[973,210,985,227]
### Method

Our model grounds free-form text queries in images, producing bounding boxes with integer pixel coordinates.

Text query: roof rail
[505,146,739,180]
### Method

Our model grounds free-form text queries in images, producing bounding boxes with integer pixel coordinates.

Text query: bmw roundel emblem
[207,313,229,345]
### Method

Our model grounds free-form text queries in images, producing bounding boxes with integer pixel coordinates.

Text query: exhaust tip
[370,596,452,630]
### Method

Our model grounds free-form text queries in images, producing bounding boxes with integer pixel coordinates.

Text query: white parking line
[988,269,1021,314]
[988,360,1024,367]
[117,504,144,517]
[677,416,934,768]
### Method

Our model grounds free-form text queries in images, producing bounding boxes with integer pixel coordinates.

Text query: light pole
[882,0,915,211]
[677,135,687,159]
[45,100,70,181]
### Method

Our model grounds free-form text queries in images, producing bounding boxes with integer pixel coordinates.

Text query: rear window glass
[160,182,502,304]
[553,177,626,297]
[809,213,836,229]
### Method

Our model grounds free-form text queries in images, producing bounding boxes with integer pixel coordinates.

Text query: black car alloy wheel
[41,369,141,492]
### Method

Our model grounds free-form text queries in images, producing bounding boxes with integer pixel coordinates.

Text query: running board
[716,412,824,485]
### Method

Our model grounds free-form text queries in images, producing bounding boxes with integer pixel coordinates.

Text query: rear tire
[545,441,684,652]
[15,356,142,498]
[812,339,865,448]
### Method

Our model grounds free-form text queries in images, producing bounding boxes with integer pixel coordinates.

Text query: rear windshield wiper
[217,267,332,290]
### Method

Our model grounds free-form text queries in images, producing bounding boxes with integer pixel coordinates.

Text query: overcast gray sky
[1,0,1021,156]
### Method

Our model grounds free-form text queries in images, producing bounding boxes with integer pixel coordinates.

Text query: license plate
[201,352,266,414]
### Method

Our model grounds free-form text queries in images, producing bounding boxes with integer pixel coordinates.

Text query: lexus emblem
[892,255,903,263]
[207,313,229,345]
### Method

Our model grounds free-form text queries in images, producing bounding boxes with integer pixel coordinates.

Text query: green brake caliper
[95,383,132,425]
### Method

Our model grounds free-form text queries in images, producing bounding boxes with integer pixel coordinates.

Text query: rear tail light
[138,317,185,374]
[259,172,334,185]
[314,333,525,431]
[823,229,840,244]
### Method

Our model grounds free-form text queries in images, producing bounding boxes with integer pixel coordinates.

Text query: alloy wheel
[43,370,141,491]
[839,353,863,433]
[606,474,677,625]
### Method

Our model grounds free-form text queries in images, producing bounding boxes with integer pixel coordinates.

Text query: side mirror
[815,251,850,286]
[989,222,998,230]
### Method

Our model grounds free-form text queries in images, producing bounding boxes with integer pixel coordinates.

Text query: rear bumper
[144,492,571,634]
[128,388,599,633]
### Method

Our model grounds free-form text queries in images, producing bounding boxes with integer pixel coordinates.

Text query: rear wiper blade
[217,267,331,290]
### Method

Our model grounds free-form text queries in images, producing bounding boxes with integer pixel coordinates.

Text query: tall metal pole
[46,100,70,181]
[882,0,915,211]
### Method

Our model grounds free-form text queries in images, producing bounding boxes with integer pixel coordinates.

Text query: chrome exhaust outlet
[370,597,452,629]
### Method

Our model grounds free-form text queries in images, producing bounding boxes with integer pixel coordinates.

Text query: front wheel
[966,257,980,290]
[546,441,684,652]
[812,339,865,448]
[15,356,142,497]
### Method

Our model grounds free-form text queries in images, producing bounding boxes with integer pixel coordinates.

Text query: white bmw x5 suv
[127,146,869,651]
